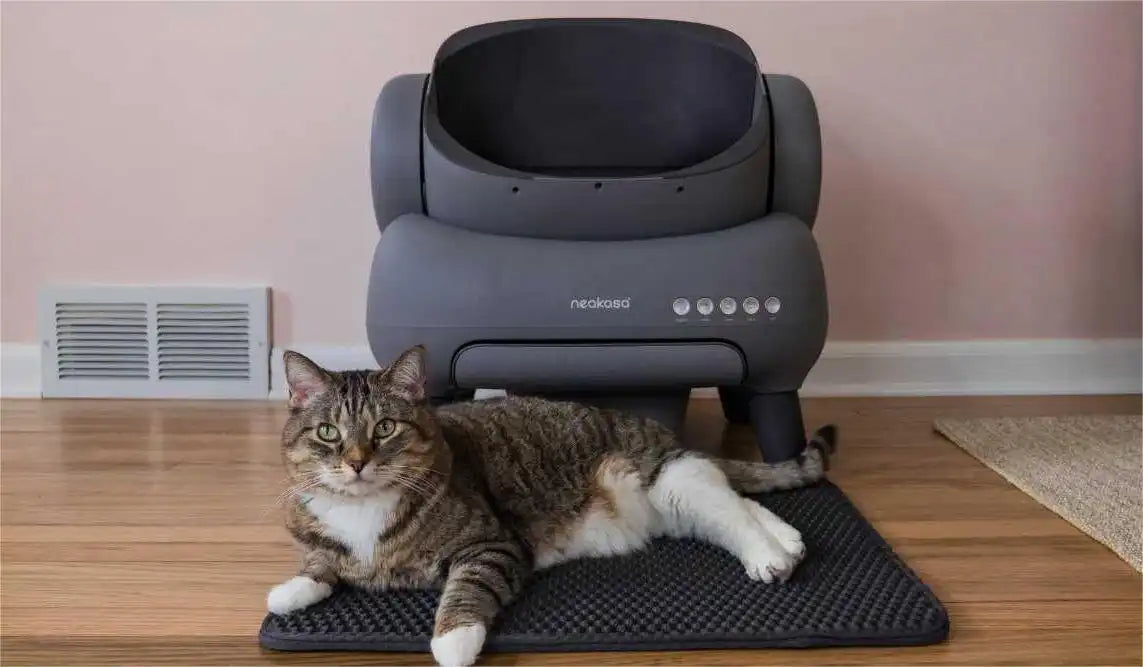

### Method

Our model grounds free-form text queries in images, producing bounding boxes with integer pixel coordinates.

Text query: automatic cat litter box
[365,17,826,464]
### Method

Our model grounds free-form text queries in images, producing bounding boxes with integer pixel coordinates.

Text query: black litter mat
[259,482,948,653]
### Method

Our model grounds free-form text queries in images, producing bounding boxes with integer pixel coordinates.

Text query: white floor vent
[38,286,269,399]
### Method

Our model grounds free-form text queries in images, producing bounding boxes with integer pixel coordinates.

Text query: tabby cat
[267,346,837,667]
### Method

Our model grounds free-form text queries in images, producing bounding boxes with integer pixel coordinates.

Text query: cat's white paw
[740,541,798,583]
[742,499,805,561]
[773,525,805,562]
[431,623,486,667]
[267,575,332,615]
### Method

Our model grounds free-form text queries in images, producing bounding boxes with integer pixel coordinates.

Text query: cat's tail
[716,424,838,494]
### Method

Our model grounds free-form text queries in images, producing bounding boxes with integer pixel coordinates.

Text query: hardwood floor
[2,395,1140,665]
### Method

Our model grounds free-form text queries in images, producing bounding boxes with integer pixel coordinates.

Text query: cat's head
[279,346,444,498]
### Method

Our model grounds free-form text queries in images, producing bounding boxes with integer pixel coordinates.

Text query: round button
[764,296,781,314]
[719,297,737,315]
[742,296,760,315]
[672,298,691,316]
[696,298,714,316]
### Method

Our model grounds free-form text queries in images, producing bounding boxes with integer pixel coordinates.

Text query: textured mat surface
[259,481,948,653]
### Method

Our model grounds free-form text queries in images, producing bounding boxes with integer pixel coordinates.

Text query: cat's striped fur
[268,346,837,667]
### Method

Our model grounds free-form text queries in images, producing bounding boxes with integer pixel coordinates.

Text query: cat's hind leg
[649,453,800,583]
[534,455,660,569]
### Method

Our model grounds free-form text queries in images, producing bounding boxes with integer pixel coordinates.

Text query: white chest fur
[302,492,401,566]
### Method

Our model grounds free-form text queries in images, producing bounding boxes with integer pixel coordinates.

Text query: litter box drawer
[451,342,745,391]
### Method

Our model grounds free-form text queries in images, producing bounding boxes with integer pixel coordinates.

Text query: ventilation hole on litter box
[594,182,603,190]
[676,185,685,193]
[511,186,519,194]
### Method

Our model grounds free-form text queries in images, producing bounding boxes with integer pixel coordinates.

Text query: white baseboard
[5,339,1140,399]
[0,344,41,398]
[800,338,1142,397]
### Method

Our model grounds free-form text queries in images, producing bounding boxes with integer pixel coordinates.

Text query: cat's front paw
[267,575,332,615]
[741,498,805,562]
[431,623,486,667]
[740,543,799,583]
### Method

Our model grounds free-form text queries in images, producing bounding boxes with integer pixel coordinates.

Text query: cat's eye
[374,418,397,439]
[314,423,341,443]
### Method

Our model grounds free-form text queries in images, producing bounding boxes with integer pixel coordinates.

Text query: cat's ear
[383,345,426,403]
[283,350,331,409]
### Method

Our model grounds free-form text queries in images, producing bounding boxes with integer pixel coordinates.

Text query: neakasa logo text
[569,297,631,310]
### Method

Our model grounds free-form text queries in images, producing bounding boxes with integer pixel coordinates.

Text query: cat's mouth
[338,479,373,496]
[319,470,385,497]
[331,479,393,499]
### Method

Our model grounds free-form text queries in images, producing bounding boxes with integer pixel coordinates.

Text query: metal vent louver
[55,302,150,380]
[157,303,252,381]
[39,286,269,398]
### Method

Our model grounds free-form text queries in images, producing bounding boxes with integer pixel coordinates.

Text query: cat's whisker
[276,473,324,491]
[386,464,444,476]
[384,466,445,491]
[379,463,441,475]
[272,481,310,503]
[268,474,326,509]
[277,482,325,507]
[386,472,438,498]
[383,469,444,485]
[394,480,436,499]
[387,473,434,496]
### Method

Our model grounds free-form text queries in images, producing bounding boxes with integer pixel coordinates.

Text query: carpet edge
[933,417,1143,573]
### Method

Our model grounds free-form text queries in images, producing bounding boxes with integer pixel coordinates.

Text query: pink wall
[2,1,1140,345]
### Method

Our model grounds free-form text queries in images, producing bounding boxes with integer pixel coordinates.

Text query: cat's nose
[346,460,366,473]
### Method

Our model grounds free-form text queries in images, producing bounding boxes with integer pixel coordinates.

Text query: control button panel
[669,296,778,322]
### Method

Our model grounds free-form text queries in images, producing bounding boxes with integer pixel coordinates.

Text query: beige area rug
[934,414,1142,572]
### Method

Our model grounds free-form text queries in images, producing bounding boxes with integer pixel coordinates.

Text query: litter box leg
[749,390,806,463]
[718,386,752,425]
